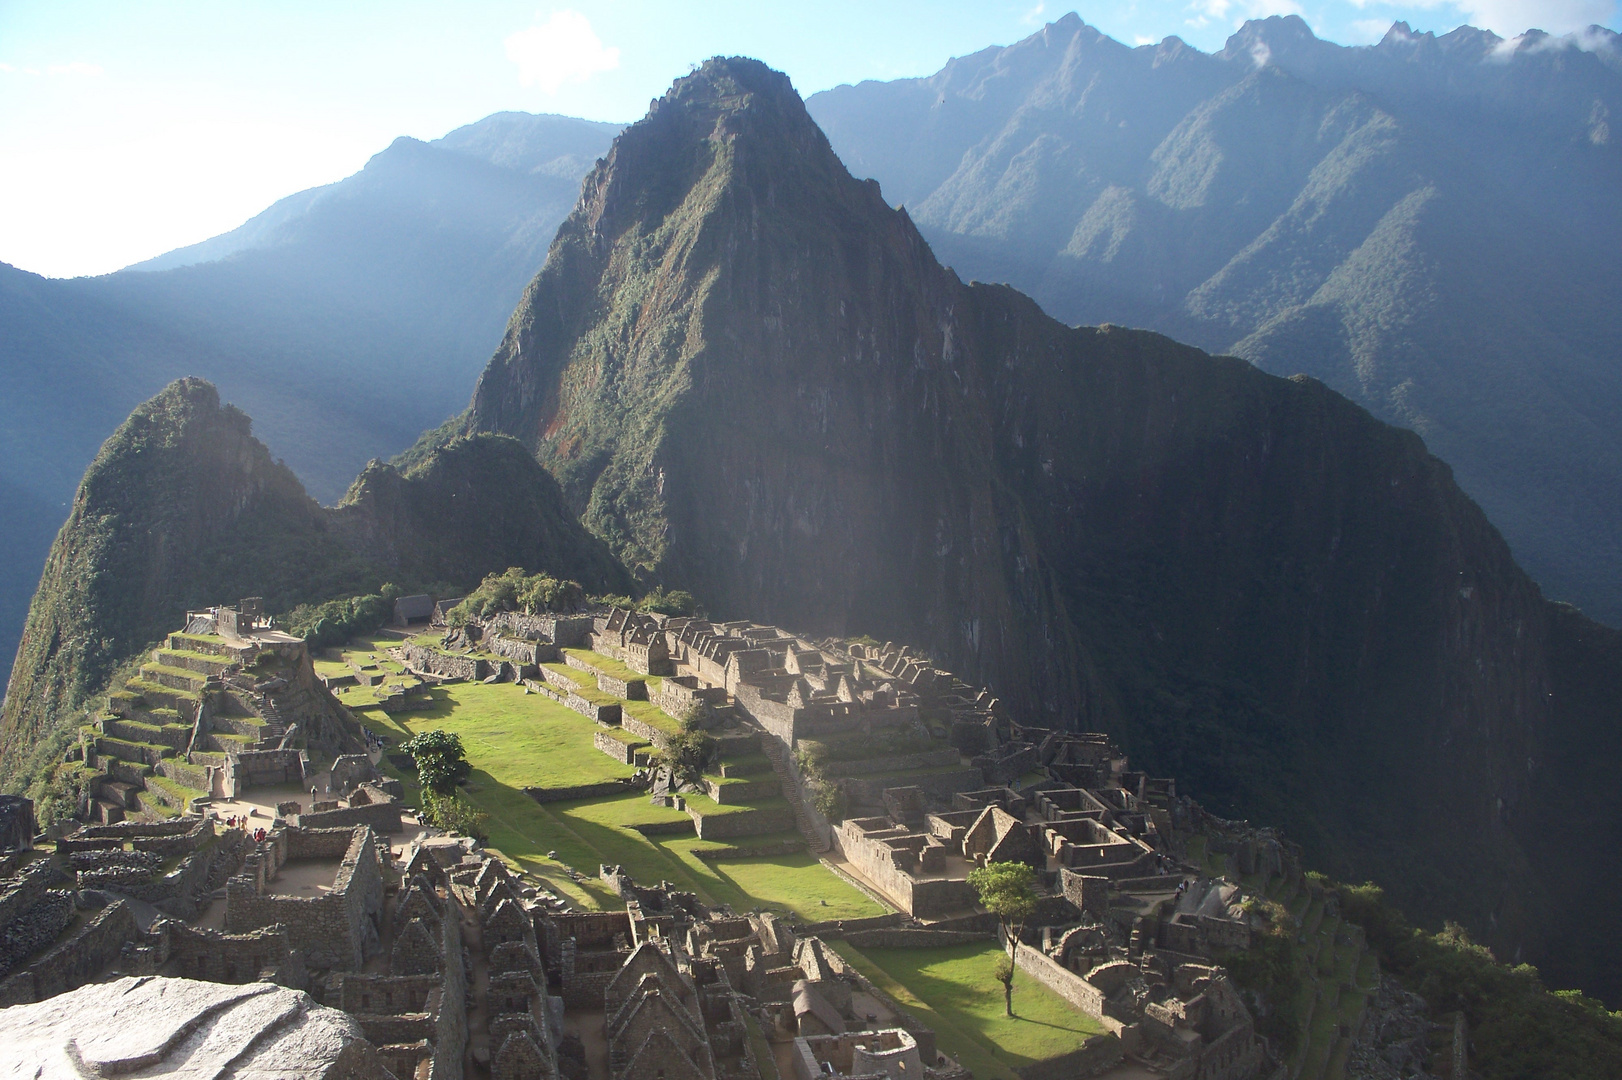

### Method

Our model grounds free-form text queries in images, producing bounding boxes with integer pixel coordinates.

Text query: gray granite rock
[0,974,396,1079]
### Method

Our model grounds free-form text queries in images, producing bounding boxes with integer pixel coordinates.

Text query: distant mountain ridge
[462,56,1622,1001]
[807,13,1622,629]
[0,111,621,694]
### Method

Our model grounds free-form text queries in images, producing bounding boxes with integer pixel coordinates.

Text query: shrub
[811,782,847,822]
[637,587,697,616]
[419,789,488,841]
[659,729,718,788]
[402,730,472,795]
[283,592,392,650]
[450,567,585,623]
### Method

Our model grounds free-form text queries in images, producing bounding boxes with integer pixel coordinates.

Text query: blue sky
[2,0,1616,278]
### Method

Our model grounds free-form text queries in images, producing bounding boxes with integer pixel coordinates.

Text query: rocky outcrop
[0,975,396,1079]
[463,58,1622,997]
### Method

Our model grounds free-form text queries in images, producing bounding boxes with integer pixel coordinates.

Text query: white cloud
[1022,2,1048,25]
[1184,0,1304,31]
[1457,0,1614,35]
[1134,34,1157,44]
[504,9,620,94]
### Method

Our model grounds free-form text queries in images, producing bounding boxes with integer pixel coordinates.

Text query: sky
[2,0,1616,279]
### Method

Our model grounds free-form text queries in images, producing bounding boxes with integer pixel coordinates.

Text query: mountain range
[807,13,1622,631]
[4,16,1622,1007]
[0,111,618,691]
[456,56,1622,1001]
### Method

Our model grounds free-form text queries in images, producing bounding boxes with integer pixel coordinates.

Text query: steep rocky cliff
[1,379,630,794]
[466,58,1622,999]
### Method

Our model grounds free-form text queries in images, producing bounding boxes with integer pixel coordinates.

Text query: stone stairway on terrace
[80,632,287,823]
[760,737,830,854]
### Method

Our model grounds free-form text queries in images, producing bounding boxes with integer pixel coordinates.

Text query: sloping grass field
[833,941,1107,1080]
[345,638,881,918]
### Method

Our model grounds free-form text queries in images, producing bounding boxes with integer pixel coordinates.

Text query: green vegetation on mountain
[0,377,633,799]
[808,14,1622,631]
[465,56,1622,1005]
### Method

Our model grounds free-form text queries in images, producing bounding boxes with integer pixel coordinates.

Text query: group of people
[219,813,269,843]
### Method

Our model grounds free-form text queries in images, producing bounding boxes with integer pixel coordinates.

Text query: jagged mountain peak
[467,55,1622,1002]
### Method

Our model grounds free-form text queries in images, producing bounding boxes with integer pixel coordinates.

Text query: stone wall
[225,826,384,970]
[1009,937,1134,1041]
[704,777,784,804]
[822,750,962,778]
[595,730,651,765]
[64,818,198,843]
[619,715,670,748]
[235,749,307,788]
[0,900,138,1006]
[564,654,647,699]
[296,802,403,834]
[400,644,488,682]
[531,669,623,724]
[166,922,298,984]
[689,803,796,840]
[793,913,906,937]
[845,769,985,807]
[525,780,641,804]
[488,635,558,667]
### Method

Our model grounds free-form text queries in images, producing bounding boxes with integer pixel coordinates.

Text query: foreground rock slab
[0,975,395,1080]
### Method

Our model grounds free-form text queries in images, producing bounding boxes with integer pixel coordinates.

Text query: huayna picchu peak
[464,56,1622,1004]
[3,37,1622,1080]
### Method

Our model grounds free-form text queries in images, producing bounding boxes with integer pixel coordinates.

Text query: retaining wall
[0,900,138,1006]
[525,780,641,804]
[689,803,795,840]
[619,715,670,748]
[594,730,650,765]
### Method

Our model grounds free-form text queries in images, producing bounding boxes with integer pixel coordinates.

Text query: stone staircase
[761,737,830,853]
[84,634,253,822]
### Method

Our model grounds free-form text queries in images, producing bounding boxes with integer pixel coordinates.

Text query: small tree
[969,860,1038,1016]
[420,788,489,841]
[661,729,717,789]
[402,730,472,795]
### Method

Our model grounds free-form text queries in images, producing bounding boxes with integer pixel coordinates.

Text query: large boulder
[0,975,395,1079]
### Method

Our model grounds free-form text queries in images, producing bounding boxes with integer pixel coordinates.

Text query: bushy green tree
[660,729,717,788]
[402,730,471,795]
[449,567,585,624]
[419,788,488,841]
[284,592,393,649]
[638,587,697,616]
[969,861,1038,1016]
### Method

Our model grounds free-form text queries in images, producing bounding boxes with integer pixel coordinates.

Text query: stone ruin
[73,600,370,826]
[0,600,1346,1080]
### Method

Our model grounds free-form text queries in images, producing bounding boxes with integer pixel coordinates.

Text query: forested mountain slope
[0,377,628,795]
[465,57,1622,1002]
[807,13,1622,629]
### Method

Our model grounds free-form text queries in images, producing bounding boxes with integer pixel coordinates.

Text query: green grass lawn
[349,636,883,921]
[704,852,887,921]
[834,942,1107,1080]
[561,648,663,693]
[364,681,631,790]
